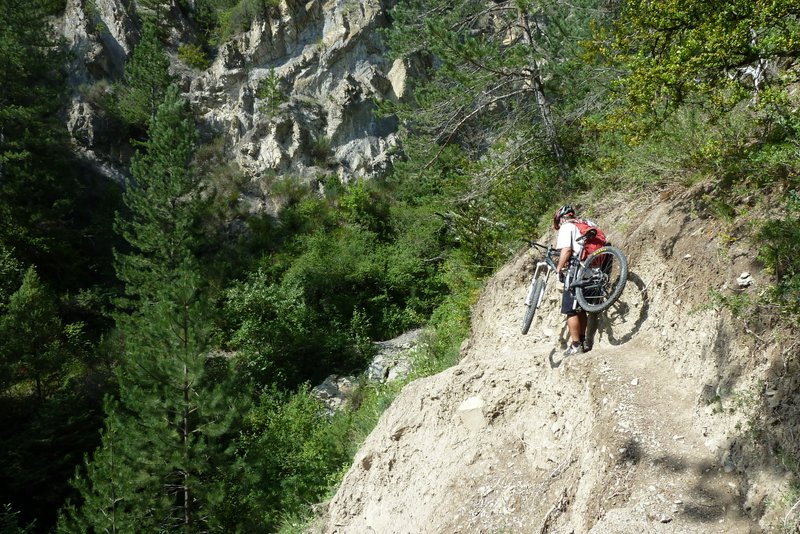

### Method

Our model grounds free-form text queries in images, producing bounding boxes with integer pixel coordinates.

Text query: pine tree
[0,503,34,533]
[385,0,605,180]
[0,0,92,282]
[115,280,235,531]
[116,21,173,130]
[114,84,205,308]
[0,245,22,309]
[0,266,63,400]
[61,87,243,532]
[58,403,150,534]
[60,279,239,532]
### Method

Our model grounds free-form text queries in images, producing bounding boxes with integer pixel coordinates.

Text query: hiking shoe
[563,343,584,356]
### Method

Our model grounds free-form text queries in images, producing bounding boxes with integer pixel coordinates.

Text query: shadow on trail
[547,271,650,368]
[611,438,749,526]
[650,453,743,524]
[548,348,564,369]
[587,271,650,349]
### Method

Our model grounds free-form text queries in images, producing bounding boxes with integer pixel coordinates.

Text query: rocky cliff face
[60,0,413,197]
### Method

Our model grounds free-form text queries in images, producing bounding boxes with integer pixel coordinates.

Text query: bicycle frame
[524,234,589,307]
[568,249,606,290]
[562,234,589,291]
[524,257,553,308]
[523,242,559,307]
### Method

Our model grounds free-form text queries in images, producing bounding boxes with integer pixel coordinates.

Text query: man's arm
[555,222,574,274]
[556,247,571,273]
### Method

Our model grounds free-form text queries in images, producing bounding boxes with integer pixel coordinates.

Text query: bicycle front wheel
[521,278,545,335]
[575,245,628,313]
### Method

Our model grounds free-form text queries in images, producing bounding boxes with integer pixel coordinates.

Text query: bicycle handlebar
[521,238,551,252]
[522,239,560,267]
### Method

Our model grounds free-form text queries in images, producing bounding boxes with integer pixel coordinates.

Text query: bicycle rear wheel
[575,245,628,313]
[521,278,545,334]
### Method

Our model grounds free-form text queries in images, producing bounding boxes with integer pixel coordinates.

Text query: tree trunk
[518,7,569,180]
[529,61,569,179]
[182,355,191,527]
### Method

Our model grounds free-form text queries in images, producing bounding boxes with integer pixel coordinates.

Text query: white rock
[61,0,406,194]
[737,272,754,288]
[458,396,487,431]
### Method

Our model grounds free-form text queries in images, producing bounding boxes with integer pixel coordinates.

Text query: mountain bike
[521,231,629,335]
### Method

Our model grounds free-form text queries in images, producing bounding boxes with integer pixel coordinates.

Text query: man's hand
[556,247,572,273]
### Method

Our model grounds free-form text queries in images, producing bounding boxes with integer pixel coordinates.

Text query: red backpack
[572,218,607,261]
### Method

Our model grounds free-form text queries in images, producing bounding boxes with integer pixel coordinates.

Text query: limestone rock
[314,328,424,414]
[60,0,414,199]
[312,375,355,414]
[737,271,754,288]
[457,396,487,431]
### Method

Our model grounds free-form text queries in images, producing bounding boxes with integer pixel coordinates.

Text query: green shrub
[340,180,391,237]
[709,289,752,319]
[256,68,288,115]
[758,189,800,317]
[233,386,354,531]
[78,80,114,110]
[282,227,383,328]
[409,257,479,377]
[214,0,281,41]
[225,273,356,388]
[0,246,23,309]
[309,135,333,166]
[84,0,108,35]
[178,43,210,69]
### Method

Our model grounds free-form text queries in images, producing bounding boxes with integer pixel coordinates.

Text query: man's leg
[562,289,584,355]
[567,313,582,344]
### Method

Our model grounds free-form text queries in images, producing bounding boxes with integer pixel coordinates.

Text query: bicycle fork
[524,261,552,307]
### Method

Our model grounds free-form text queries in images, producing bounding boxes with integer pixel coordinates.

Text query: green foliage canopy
[0,0,103,285]
[758,189,800,317]
[596,0,800,135]
[229,386,352,531]
[385,0,604,178]
[0,267,62,399]
[63,86,244,533]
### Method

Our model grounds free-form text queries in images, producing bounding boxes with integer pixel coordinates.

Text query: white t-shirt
[556,218,597,255]
[556,221,580,254]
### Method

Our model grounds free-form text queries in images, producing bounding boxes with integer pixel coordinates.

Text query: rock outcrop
[312,328,423,414]
[60,0,415,194]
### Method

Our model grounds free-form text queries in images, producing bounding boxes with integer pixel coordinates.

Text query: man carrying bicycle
[553,205,594,356]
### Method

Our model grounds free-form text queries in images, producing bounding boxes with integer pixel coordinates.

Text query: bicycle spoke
[575,247,628,313]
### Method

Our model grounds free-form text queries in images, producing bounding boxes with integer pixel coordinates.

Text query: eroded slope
[321,187,791,533]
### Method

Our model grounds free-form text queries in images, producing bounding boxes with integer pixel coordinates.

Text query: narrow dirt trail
[565,341,755,533]
[323,333,760,533]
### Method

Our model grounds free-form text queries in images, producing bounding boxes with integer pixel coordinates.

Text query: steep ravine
[319,187,792,533]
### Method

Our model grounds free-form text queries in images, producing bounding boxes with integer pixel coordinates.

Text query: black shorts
[561,288,580,316]
[563,283,602,315]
